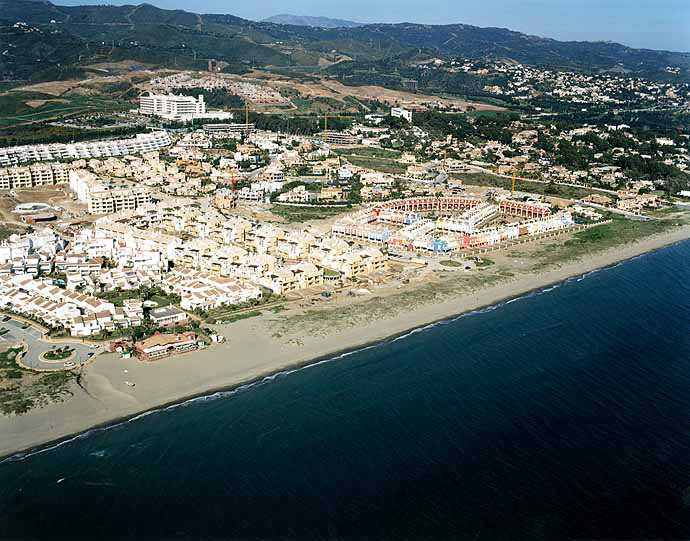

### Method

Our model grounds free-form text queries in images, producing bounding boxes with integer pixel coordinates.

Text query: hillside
[0,21,88,82]
[263,15,364,29]
[0,0,688,85]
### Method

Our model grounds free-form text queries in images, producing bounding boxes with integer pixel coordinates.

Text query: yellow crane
[219,104,251,131]
[321,111,353,143]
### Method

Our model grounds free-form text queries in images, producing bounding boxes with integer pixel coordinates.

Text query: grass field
[344,156,407,175]
[333,146,407,174]
[335,147,402,160]
[530,215,677,271]
[0,92,129,128]
[453,172,600,200]
[270,204,350,223]
[216,311,262,324]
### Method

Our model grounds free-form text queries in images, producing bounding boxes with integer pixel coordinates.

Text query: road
[0,319,97,371]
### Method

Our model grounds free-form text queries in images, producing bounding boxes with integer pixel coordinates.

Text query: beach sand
[2,225,689,460]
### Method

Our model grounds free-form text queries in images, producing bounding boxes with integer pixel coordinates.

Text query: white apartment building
[391,107,413,122]
[140,93,206,119]
[0,163,70,190]
[0,132,172,167]
[262,166,285,183]
[69,170,152,214]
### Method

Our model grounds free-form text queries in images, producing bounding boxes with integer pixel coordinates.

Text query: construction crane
[223,104,251,131]
[321,112,354,144]
[320,112,329,144]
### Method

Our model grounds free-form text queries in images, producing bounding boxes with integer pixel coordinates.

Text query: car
[1,316,10,322]
[87,352,94,358]
[89,345,98,349]
[63,361,75,368]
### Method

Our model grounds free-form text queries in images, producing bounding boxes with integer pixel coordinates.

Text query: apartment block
[321,131,358,145]
[69,170,152,214]
[0,132,172,167]
[0,163,70,190]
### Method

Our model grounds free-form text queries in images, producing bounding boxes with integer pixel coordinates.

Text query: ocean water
[1,241,690,539]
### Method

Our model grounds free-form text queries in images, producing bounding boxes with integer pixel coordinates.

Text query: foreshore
[2,224,690,461]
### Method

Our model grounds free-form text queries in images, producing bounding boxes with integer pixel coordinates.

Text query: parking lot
[0,318,97,370]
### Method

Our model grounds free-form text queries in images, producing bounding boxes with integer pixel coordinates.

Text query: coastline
[2,225,690,462]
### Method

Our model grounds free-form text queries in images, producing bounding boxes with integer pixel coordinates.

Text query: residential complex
[321,131,358,145]
[69,170,152,214]
[0,63,685,347]
[0,132,172,167]
[0,162,71,190]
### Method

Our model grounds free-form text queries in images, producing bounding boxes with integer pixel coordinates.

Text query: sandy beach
[2,224,690,460]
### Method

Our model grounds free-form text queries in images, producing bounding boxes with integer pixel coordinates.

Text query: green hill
[0,0,687,84]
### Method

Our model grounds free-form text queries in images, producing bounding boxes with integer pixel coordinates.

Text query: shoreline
[2,225,690,462]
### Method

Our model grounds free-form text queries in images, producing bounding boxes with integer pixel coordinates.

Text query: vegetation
[270,204,349,223]
[97,286,180,308]
[453,172,599,200]
[0,92,131,130]
[215,311,262,325]
[1,0,689,89]
[0,347,75,415]
[248,112,352,136]
[0,119,139,146]
[43,347,74,361]
[198,289,285,323]
[343,156,407,175]
[0,225,24,242]
[530,215,678,270]
[177,87,245,109]
[334,147,402,160]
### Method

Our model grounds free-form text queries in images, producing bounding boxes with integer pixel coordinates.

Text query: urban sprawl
[0,61,688,360]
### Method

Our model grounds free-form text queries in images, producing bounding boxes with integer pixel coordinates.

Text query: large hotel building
[139,93,206,120]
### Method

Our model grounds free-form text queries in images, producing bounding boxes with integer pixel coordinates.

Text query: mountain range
[262,14,363,29]
[1,0,688,85]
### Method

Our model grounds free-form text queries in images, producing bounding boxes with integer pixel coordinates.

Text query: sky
[55,0,690,52]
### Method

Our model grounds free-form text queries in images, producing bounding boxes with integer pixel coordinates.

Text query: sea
[1,240,690,539]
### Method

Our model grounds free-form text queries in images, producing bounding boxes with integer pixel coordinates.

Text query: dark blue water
[2,241,690,539]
